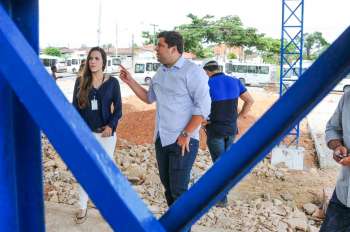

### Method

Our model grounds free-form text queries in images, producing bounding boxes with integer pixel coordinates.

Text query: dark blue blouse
[72,76,122,134]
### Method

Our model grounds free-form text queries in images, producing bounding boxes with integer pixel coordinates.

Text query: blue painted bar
[0,1,44,231]
[0,77,18,231]
[161,27,350,232]
[0,5,164,232]
[279,0,285,96]
[10,1,45,231]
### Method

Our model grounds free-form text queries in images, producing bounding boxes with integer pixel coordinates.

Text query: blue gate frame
[1,1,350,232]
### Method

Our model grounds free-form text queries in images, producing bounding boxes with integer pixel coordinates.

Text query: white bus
[66,55,86,73]
[105,56,121,74]
[133,59,161,85]
[224,62,274,86]
[282,62,312,88]
[39,54,58,73]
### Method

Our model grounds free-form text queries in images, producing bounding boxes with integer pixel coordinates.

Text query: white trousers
[78,133,117,210]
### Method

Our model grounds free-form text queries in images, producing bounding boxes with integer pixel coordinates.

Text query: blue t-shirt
[206,72,246,137]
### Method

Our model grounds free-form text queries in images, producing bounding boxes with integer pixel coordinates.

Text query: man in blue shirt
[203,60,254,207]
[119,31,211,210]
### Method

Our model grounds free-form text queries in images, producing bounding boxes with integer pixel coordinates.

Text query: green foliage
[227,52,237,59]
[141,14,326,63]
[176,14,215,58]
[175,14,276,59]
[257,37,281,64]
[142,31,157,45]
[43,47,61,57]
[210,15,246,47]
[304,32,329,60]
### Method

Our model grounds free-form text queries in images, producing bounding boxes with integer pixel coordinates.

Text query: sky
[39,0,350,49]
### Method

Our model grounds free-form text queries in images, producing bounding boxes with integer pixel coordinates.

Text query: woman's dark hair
[157,31,184,54]
[77,47,107,108]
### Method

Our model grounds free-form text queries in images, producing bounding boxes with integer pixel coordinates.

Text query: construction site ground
[117,86,338,207]
[46,83,342,232]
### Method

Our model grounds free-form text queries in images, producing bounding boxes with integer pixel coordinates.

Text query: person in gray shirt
[321,90,350,231]
[119,31,211,213]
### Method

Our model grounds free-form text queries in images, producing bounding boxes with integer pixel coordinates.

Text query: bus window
[146,63,153,72]
[112,58,121,65]
[107,60,111,67]
[231,64,237,72]
[135,64,145,73]
[42,59,50,67]
[235,65,247,73]
[72,59,78,65]
[42,58,56,67]
[153,63,160,71]
[218,65,223,72]
[66,60,72,66]
[258,66,269,74]
[225,63,233,73]
[247,65,257,74]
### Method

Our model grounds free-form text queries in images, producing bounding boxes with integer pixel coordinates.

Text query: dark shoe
[216,196,228,208]
[216,201,228,208]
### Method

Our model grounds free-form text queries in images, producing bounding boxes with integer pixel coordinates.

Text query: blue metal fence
[1,1,350,232]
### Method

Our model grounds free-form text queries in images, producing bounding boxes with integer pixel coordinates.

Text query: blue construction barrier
[1,1,350,231]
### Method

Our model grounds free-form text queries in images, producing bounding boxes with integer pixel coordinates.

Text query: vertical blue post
[279,0,304,145]
[0,78,18,231]
[0,1,44,231]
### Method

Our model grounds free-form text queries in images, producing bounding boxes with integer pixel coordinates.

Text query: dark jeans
[320,190,350,232]
[206,134,235,204]
[155,137,199,206]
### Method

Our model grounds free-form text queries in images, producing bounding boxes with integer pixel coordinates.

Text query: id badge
[91,98,98,111]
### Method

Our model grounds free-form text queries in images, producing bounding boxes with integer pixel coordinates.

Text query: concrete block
[271,145,304,170]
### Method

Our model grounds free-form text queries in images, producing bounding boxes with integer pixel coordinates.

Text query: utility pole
[131,33,135,69]
[115,23,118,57]
[150,24,158,46]
[97,0,102,46]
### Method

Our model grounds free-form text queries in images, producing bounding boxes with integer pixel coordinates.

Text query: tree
[43,47,61,57]
[304,32,329,60]
[142,31,159,45]
[257,37,281,64]
[207,16,266,60]
[142,13,286,61]
[176,14,215,58]
[227,52,237,59]
[209,15,245,46]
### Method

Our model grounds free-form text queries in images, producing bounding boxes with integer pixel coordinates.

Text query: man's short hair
[157,31,184,54]
[203,61,220,72]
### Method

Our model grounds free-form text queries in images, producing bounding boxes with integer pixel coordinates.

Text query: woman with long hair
[72,47,122,224]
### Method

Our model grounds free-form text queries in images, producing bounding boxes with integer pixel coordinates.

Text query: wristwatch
[180,130,189,138]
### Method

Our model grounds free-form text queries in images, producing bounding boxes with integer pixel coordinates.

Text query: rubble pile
[42,136,323,231]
